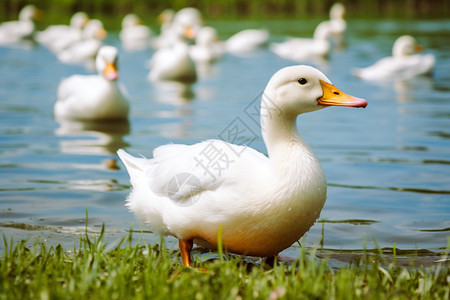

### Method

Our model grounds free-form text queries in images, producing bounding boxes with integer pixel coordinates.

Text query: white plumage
[118,65,367,267]
[327,2,347,38]
[225,29,270,54]
[120,14,153,51]
[55,46,129,121]
[56,19,107,65]
[353,35,435,80]
[37,12,89,49]
[148,13,197,83]
[189,26,223,63]
[270,21,331,61]
[148,41,197,83]
[0,5,40,45]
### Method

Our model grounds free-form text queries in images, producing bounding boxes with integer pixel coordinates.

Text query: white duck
[153,7,201,49]
[225,29,270,54]
[270,21,331,62]
[158,8,175,33]
[0,5,41,45]
[152,9,175,50]
[148,18,197,83]
[56,19,107,65]
[189,26,223,63]
[55,46,129,121]
[353,35,435,80]
[37,12,89,49]
[327,2,346,39]
[117,65,367,267]
[120,13,153,51]
[173,7,203,30]
[148,41,197,83]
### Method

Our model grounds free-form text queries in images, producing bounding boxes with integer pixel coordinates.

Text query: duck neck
[262,106,305,162]
[261,101,326,207]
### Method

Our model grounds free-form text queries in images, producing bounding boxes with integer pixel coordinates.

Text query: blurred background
[2,0,450,28]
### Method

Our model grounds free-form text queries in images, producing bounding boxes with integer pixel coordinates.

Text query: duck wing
[118,139,269,204]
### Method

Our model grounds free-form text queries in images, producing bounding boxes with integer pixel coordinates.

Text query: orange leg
[179,239,193,268]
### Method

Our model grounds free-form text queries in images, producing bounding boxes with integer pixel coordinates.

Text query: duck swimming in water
[353,35,435,80]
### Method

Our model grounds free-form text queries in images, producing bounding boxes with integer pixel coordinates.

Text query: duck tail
[117,149,147,181]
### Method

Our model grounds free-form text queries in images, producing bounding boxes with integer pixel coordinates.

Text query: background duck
[118,65,367,267]
[56,19,107,66]
[270,21,331,62]
[353,35,435,80]
[327,2,347,39]
[37,12,89,49]
[55,45,129,121]
[189,26,223,63]
[0,5,41,46]
[225,29,270,54]
[148,41,197,84]
[148,17,197,84]
[152,9,175,50]
[120,13,153,51]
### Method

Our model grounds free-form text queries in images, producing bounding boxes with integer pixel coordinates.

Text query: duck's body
[56,19,106,65]
[119,136,325,257]
[119,65,367,267]
[148,14,197,83]
[327,3,346,39]
[120,14,153,51]
[148,41,197,83]
[354,54,435,81]
[354,35,435,80]
[55,46,129,121]
[37,12,89,49]
[57,39,102,65]
[270,22,331,61]
[0,5,40,45]
[225,29,270,53]
[152,9,175,50]
[189,26,223,63]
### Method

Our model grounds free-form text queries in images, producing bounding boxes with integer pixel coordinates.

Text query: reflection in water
[55,118,130,156]
[0,39,37,50]
[394,77,434,103]
[152,81,195,105]
[158,118,194,140]
[330,32,347,53]
[195,60,221,80]
[151,105,195,139]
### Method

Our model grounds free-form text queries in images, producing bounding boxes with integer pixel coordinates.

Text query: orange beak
[415,44,424,53]
[103,62,119,81]
[34,8,43,21]
[96,27,107,40]
[184,26,196,39]
[317,80,367,108]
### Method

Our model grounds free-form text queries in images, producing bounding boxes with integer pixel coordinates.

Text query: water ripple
[328,183,450,195]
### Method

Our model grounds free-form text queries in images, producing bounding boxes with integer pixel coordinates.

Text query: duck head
[96,46,119,81]
[264,65,367,117]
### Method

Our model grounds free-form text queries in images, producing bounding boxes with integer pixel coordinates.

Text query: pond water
[0,19,449,265]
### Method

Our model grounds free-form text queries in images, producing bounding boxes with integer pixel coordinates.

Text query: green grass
[1,226,448,300]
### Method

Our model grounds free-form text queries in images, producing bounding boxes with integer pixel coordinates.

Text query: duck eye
[298,78,307,85]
